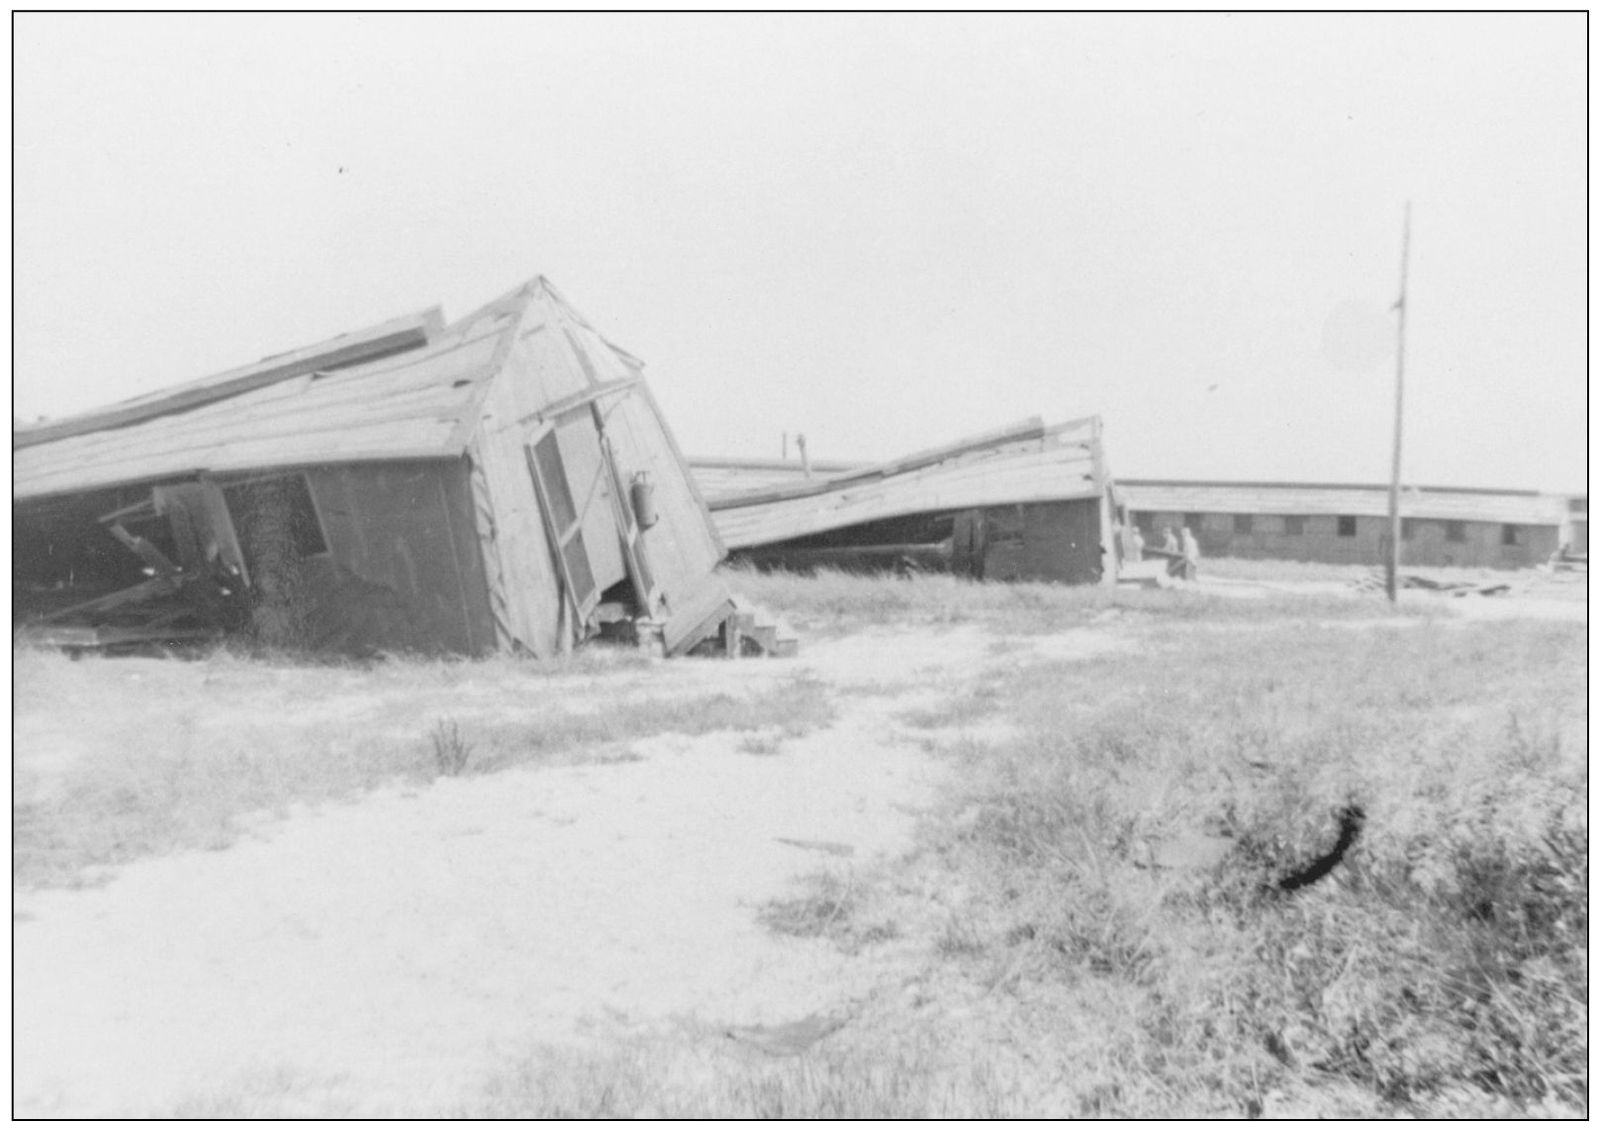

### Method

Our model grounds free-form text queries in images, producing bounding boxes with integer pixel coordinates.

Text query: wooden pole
[1387,203,1412,603]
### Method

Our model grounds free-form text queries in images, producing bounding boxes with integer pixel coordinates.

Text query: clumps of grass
[472,1035,1015,1120]
[929,619,1587,1115]
[464,672,835,772]
[900,680,1003,730]
[429,718,473,777]
[935,915,986,958]
[760,869,856,939]
[14,644,836,890]
[736,728,785,755]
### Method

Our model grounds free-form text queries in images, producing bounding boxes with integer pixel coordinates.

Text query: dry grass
[13,646,834,890]
[19,567,1585,1118]
[931,617,1587,1116]
[721,561,1442,636]
[460,1036,1016,1121]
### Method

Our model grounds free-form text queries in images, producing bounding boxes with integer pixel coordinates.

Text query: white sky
[11,14,1589,492]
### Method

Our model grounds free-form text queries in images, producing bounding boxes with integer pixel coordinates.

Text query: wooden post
[797,433,811,479]
[1387,203,1412,604]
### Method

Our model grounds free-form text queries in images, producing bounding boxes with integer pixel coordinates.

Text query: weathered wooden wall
[977,499,1108,583]
[464,284,726,655]
[297,460,495,655]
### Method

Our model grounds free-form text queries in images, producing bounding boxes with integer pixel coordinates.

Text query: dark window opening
[986,506,1026,548]
[1402,518,1417,541]
[1134,511,1156,532]
[1283,515,1305,536]
[532,436,579,529]
[1183,512,1205,531]
[1501,524,1521,546]
[224,474,329,560]
[1337,516,1357,538]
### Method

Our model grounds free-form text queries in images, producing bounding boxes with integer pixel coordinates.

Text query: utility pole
[1386,203,1412,603]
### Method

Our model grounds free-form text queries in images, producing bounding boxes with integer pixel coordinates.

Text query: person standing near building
[1129,525,1145,562]
[1180,525,1201,580]
[1161,526,1179,554]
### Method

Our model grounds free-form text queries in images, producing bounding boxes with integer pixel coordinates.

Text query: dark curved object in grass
[1275,804,1366,894]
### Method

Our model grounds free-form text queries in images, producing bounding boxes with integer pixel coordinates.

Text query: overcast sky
[13,14,1588,492]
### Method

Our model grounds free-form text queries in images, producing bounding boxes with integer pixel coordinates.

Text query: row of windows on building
[1131,511,1529,546]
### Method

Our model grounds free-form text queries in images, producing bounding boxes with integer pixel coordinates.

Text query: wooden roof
[14,278,645,502]
[706,417,1108,550]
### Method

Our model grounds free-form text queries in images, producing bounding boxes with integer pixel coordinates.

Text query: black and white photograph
[12,13,1587,1119]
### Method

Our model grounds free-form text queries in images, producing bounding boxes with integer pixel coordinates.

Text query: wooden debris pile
[1349,570,1513,597]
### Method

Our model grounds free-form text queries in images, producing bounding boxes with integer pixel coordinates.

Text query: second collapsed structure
[692,416,1126,584]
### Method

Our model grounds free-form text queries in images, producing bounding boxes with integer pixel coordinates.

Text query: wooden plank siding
[14,307,445,451]
[708,432,1102,551]
[980,499,1109,584]
[15,322,504,500]
[460,279,728,654]
[687,458,861,503]
[298,461,495,655]
[595,383,728,619]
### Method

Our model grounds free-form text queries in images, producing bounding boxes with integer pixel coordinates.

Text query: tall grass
[937,618,1587,1114]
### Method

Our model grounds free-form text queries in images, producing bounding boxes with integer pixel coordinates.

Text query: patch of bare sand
[13,637,965,1118]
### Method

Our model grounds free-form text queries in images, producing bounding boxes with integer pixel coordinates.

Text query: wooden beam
[15,307,444,450]
[710,417,1051,512]
[513,376,640,428]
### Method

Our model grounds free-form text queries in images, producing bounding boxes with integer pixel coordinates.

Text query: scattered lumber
[1350,570,1514,597]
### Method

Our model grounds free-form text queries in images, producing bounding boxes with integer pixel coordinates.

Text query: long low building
[1118,479,1583,569]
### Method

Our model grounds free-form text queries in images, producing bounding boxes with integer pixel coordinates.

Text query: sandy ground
[13,624,1116,1119]
[11,585,1580,1118]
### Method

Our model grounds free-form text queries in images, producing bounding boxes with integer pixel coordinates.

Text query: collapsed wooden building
[691,417,1124,585]
[14,277,761,657]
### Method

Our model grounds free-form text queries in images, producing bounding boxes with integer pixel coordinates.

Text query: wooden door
[526,427,600,624]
